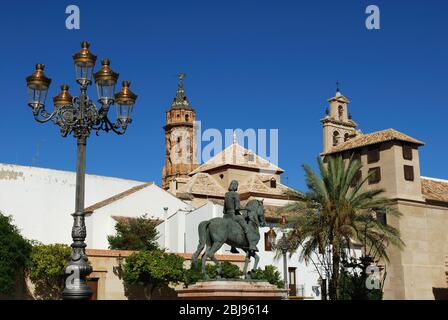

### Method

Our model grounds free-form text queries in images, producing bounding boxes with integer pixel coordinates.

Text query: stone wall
[383,200,448,300]
[86,249,246,300]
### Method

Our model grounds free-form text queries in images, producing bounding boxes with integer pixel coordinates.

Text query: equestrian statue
[191,180,266,279]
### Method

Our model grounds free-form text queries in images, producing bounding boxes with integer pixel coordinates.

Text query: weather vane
[178,73,186,83]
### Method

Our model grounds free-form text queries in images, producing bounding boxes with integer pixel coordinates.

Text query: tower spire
[171,72,191,109]
[336,80,340,95]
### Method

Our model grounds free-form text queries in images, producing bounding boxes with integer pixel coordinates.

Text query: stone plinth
[176,280,288,300]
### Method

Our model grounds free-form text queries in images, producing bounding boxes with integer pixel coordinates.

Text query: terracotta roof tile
[322,128,424,155]
[85,183,152,213]
[239,174,291,197]
[421,177,448,204]
[177,173,226,197]
[111,215,163,226]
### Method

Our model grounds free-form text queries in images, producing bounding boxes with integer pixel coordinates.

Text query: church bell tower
[321,84,359,153]
[162,74,198,189]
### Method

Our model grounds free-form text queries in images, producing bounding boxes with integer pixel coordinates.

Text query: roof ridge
[421,176,448,183]
[323,128,424,155]
[190,141,283,175]
[85,182,153,213]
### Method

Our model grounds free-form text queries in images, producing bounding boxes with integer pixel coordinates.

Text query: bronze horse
[191,199,266,278]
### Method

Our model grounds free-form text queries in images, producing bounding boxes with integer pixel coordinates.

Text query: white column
[163,207,169,251]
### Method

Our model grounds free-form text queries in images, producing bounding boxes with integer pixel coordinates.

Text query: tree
[26,243,71,299]
[122,250,184,299]
[280,156,404,300]
[0,212,32,297]
[250,265,285,289]
[108,214,160,251]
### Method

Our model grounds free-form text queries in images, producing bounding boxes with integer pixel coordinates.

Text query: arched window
[344,133,349,142]
[270,178,277,188]
[333,131,340,146]
[338,105,344,120]
[185,114,189,122]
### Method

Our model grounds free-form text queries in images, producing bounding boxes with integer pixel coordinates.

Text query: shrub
[183,260,243,287]
[250,265,284,288]
[0,213,32,297]
[122,250,184,299]
[27,243,71,300]
[338,256,383,300]
[108,214,160,251]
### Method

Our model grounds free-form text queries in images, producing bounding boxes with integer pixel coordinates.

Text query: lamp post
[25,42,137,300]
[267,216,295,297]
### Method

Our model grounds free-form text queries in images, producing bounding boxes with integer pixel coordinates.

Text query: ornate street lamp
[25,42,137,300]
[268,216,296,297]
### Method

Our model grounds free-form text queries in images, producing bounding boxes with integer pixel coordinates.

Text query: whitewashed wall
[0,163,143,245]
[0,163,191,250]
[88,183,191,249]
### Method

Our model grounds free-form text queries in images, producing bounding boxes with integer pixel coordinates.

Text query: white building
[0,163,191,248]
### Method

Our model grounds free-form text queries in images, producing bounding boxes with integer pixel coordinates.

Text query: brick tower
[162,74,198,189]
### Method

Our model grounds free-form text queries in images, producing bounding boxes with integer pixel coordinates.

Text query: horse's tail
[191,220,210,268]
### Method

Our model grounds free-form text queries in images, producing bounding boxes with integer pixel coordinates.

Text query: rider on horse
[223,180,258,254]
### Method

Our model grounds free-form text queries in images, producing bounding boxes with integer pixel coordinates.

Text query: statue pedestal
[176,280,288,300]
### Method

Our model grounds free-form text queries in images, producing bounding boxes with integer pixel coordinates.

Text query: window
[351,170,362,187]
[333,131,340,146]
[185,114,189,122]
[352,152,361,162]
[270,178,277,188]
[376,211,387,226]
[403,144,413,160]
[404,165,414,181]
[338,105,344,120]
[367,146,380,163]
[219,174,224,179]
[344,133,349,142]
[264,232,275,251]
[288,267,297,297]
[368,167,381,184]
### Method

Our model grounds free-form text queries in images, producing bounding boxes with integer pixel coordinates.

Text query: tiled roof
[190,141,283,175]
[239,174,290,197]
[84,183,153,213]
[322,128,424,155]
[421,177,448,204]
[177,173,226,197]
[111,215,163,226]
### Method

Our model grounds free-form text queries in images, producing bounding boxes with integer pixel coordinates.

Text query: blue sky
[1,0,447,191]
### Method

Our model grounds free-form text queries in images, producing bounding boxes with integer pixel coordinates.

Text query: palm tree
[281,156,404,300]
